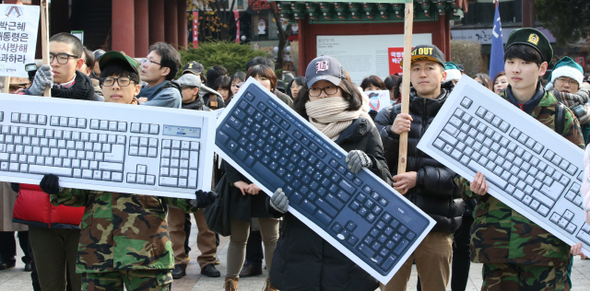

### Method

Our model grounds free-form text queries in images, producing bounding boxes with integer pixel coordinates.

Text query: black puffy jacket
[269,118,391,291]
[374,82,464,233]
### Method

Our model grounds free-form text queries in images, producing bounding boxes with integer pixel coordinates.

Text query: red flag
[234,10,240,43]
[192,11,199,49]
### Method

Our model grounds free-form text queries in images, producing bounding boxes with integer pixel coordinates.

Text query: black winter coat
[269,117,391,291]
[224,161,275,221]
[374,82,464,233]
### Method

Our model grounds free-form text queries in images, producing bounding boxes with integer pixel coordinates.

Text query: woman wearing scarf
[265,56,391,291]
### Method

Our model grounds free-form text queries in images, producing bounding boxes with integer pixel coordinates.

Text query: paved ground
[2,220,590,290]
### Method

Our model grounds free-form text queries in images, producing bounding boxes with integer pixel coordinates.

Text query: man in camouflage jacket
[42,51,217,291]
[456,28,584,291]
[49,186,211,290]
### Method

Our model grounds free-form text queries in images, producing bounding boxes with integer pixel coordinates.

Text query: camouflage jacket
[50,190,199,273]
[456,86,584,267]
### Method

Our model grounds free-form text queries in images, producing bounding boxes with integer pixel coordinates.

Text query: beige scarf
[306,97,373,140]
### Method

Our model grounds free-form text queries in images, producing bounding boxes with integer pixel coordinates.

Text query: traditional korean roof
[271,1,466,23]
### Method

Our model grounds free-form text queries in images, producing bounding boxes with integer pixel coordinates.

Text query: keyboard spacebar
[29,165,73,177]
[251,162,284,191]
[467,160,507,189]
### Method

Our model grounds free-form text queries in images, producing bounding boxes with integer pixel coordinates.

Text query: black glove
[189,190,218,208]
[270,188,289,214]
[346,150,373,174]
[40,174,62,194]
[11,183,20,193]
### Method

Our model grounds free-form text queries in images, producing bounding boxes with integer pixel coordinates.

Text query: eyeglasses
[309,85,338,98]
[141,58,161,66]
[49,53,79,65]
[101,77,133,87]
[556,77,578,85]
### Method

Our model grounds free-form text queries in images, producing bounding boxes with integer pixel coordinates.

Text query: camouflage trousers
[82,270,173,291]
[481,263,570,291]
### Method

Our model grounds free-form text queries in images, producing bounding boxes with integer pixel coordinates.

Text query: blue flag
[489,0,504,80]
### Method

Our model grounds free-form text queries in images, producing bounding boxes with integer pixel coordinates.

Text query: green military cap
[99,51,140,76]
[505,28,553,63]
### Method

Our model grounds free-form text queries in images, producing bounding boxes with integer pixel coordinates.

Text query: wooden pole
[2,77,10,93]
[397,2,414,174]
[40,0,50,97]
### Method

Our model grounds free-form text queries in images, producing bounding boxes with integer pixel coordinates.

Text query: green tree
[189,0,239,41]
[535,0,590,45]
[451,40,482,77]
[178,40,267,77]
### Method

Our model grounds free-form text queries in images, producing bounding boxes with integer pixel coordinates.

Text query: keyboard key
[358,244,375,259]
[29,165,72,177]
[104,145,125,163]
[313,210,331,226]
[159,177,177,187]
[467,160,507,189]
[393,239,409,256]
[316,198,338,217]
[300,199,316,214]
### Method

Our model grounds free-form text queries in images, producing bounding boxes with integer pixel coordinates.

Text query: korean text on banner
[388,47,404,76]
[0,4,40,78]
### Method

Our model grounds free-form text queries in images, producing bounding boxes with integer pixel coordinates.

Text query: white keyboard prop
[417,76,590,255]
[0,93,217,199]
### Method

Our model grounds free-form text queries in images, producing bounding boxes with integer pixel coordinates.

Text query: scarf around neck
[305,97,372,140]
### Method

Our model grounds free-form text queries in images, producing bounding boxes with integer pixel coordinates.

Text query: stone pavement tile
[4,220,590,291]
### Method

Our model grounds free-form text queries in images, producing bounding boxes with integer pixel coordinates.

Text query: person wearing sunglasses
[137,42,182,108]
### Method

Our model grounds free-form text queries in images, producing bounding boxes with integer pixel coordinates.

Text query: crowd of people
[1,27,590,291]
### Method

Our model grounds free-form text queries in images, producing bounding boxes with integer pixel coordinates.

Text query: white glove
[28,64,53,96]
[270,188,289,214]
[346,150,372,174]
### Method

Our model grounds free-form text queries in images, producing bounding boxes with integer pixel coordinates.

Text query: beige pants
[167,206,217,268]
[381,232,453,291]
[226,217,279,278]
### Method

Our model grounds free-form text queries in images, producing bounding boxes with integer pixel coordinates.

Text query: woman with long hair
[286,76,305,99]
[223,64,282,291]
[474,73,493,91]
[214,75,232,104]
[492,71,508,94]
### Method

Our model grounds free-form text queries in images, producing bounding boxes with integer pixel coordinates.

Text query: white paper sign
[0,4,40,78]
[364,90,392,112]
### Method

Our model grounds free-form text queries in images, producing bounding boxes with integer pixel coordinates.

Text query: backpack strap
[556,103,566,137]
[390,103,402,121]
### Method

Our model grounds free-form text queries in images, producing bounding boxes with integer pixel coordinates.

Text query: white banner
[0,4,40,78]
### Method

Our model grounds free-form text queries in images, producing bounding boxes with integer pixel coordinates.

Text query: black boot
[171,264,186,279]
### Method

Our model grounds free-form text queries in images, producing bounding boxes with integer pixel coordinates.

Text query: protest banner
[0,4,39,78]
[365,90,392,113]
